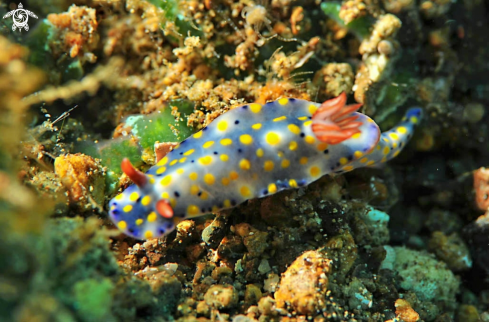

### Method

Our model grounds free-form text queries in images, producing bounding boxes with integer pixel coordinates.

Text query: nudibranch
[108,93,422,239]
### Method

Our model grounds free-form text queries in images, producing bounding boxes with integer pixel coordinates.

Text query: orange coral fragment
[290,7,304,35]
[311,92,362,144]
[474,167,489,211]
[394,299,420,322]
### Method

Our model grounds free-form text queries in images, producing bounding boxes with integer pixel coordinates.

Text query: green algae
[320,2,371,40]
[76,99,196,193]
[73,278,115,322]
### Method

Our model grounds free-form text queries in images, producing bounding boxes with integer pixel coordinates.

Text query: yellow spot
[252,123,262,130]
[129,192,139,201]
[222,177,230,186]
[389,133,399,140]
[273,116,287,122]
[187,205,199,216]
[298,116,308,121]
[410,116,419,124]
[200,192,209,200]
[360,157,368,163]
[189,172,198,180]
[310,166,320,177]
[240,159,251,170]
[343,166,354,171]
[199,156,212,165]
[184,149,195,156]
[289,179,298,188]
[366,160,375,166]
[144,231,153,239]
[268,183,277,193]
[177,168,185,175]
[148,212,157,222]
[170,160,178,166]
[123,205,133,212]
[220,138,233,146]
[351,133,362,139]
[217,121,228,131]
[303,120,312,127]
[288,124,301,135]
[250,103,262,113]
[383,146,390,155]
[141,196,151,206]
[179,157,187,163]
[277,151,284,158]
[305,135,315,144]
[193,131,203,139]
[203,141,215,148]
[115,194,124,201]
[392,142,398,149]
[300,157,308,165]
[204,173,215,185]
[158,156,168,166]
[223,199,231,208]
[383,137,389,142]
[220,154,229,162]
[397,126,407,134]
[289,141,298,151]
[161,175,172,186]
[278,98,288,105]
[117,221,127,230]
[393,150,401,157]
[161,192,170,199]
[264,160,274,172]
[339,157,348,165]
[354,151,363,158]
[149,178,155,184]
[317,143,329,151]
[281,159,290,168]
[212,205,219,212]
[308,105,318,114]
[170,198,176,208]
[156,167,166,174]
[240,134,253,145]
[230,171,239,180]
[376,145,381,150]
[266,132,280,145]
[136,219,143,226]
[190,185,199,195]
[256,148,264,157]
[240,186,251,197]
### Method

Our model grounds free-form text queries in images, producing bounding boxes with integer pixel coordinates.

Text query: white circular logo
[2,3,38,32]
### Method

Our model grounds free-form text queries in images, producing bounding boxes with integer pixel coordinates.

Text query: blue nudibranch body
[109,93,422,239]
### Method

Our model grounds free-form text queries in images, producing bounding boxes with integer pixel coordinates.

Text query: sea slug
[109,93,422,239]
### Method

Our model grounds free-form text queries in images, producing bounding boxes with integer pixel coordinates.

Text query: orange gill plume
[311,92,363,144]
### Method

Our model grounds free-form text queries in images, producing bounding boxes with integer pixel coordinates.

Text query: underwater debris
[314,62,355,99]
[46,5,99,63]
[54,153,105,211]
[274,250,332,315]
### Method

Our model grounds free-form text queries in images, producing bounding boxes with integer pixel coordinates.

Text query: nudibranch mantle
[109,94,422,239]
